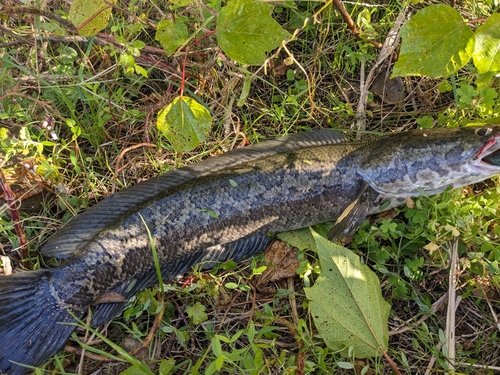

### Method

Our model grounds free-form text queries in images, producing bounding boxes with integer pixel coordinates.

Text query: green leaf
[393,5,473,78]
[68,0,115,37]
[155,19,188,56]
[217,0,291,65]
[277,227,316,251]
[305,230,390,358]
[170,0,194,5]
[225,282,238,289]
[198,209,219,219]
[159,359,176,375]
[157,96,212,152]
[119,365,151,375]
[473,14,500,74]
[187,302,208,324]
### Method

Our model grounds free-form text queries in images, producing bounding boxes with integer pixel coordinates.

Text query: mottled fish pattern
[2,126,500,374]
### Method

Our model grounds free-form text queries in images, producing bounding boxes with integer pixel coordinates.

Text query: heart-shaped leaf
[157,96,212,153]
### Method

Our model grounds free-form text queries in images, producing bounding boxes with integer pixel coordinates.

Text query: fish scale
[2,126,500,374]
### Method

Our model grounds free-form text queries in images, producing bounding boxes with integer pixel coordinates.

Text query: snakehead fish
[2,126,500,374]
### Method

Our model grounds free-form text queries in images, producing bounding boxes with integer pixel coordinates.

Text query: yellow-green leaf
[217,0,291,65]
[170,0,194,6]
[305,230,390,358]
[157,96,212,152]
[187,302,208,325]
[473,14,500,75]
[393,4,474,78]
[68,0,115,37]
[155,19,188,56]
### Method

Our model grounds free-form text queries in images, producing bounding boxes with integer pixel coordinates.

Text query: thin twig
[287,277,304,375]
[0,5,77,31]
[463,363,500,371]
[382,351,403,375]
[0,92,65,122]
[389,293,448,336]
[64,345,113,362]
[425,342,442,375]
[355,5,407,134]
[130,293,165,355]
[331,0,382,49]
[111,143,157,194]
[445,238,459,373]
[0,170,28,266]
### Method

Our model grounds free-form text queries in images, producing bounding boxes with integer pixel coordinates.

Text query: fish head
[357,125,500,197]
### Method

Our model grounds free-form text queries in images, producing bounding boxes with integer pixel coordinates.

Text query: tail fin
[0,270,78,375]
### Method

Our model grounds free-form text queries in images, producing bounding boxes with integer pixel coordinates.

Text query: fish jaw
[470,133,500,173]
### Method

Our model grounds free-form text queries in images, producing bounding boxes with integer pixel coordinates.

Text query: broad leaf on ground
[473,14,500,75]
[155,19,188,56]
[277,228,316,251]
[187,302,208,325]
[217,0,291,65]
[69,0,115,37]
[305,230,390,358]
[393,4,473,78]
[157,96,212,153]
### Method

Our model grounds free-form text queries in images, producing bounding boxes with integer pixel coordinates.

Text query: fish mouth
[474,134,500,170]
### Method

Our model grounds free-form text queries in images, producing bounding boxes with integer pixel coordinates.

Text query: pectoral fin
[327,182,370,244]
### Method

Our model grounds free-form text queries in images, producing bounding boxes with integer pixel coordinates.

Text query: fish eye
[476,127,492,136]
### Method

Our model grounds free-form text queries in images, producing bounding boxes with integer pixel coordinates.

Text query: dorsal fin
[41,129,347,259]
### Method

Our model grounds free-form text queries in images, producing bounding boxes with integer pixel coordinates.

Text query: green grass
[2,0,500,374]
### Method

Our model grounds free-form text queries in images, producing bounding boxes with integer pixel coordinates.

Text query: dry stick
[355,6,407,135]
[466,363,500,372]
[0,256,12,276]
[382,351,403,375]
[253,0,336,117]
[331,0,382,49]
[287,277,305,375]
[445,238,459,373]
[0,170,29,266]
[0,92,65,122]
[424,342,442,375]
[63,345,113,362]
[130,293,166,355]
[111,143,157,194]
[356,20,404,130]
[0,5,77,32]
[76,309,99,374]
[480,283,500,333]
[389,293,448,336]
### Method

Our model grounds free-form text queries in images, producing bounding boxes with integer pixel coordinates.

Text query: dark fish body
[2,126,500,374]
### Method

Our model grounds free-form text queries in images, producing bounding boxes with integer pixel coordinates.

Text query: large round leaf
[217,0,291,65]
[473,14,500,75]
[393,4,474,78]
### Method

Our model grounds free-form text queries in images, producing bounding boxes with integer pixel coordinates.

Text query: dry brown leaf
[255,240,300,290]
